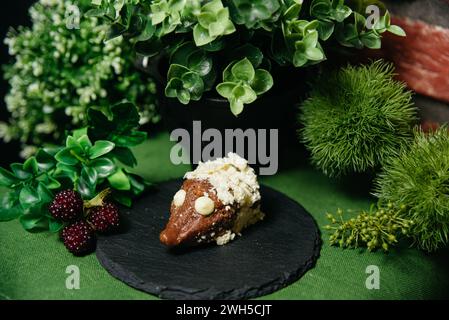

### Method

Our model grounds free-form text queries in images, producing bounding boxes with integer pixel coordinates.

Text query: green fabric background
[1,132,448,300]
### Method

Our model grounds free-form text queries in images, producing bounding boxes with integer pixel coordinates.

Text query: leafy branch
[0,102,150,232]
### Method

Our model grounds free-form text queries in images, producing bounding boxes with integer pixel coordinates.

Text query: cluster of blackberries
[49,190,120,255]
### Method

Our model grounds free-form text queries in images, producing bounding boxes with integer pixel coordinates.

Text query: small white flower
[28,83,40,94]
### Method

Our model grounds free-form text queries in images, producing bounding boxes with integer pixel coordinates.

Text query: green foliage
[216,58,273,115]
[193,0,236,46]
[89,0,403,115]
[299,60,417,177]
[164,41,216,104]
[1,0,159,155]
[0,102,150,232]
[228,0,281,30]
[374,127,449,252]
[325,203,413,252]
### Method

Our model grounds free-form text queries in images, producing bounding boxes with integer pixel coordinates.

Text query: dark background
[0,1,35,166]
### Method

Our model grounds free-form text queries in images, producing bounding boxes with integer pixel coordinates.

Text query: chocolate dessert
[160,153,264,247]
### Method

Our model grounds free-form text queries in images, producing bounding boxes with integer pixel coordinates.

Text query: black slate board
[96,179,321,300]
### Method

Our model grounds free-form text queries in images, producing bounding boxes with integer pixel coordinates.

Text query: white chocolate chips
[173,189,186,207]
[194,196,215,216]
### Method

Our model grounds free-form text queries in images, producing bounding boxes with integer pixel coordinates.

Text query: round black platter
[96,179,321,300]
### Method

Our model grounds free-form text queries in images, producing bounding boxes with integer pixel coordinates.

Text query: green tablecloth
[1,132,448,300]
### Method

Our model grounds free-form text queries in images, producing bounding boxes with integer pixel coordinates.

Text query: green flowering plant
[324,127,449,253]
[88,0,404,115]
[0,102,149,232]
[0,0,160,155]
[325,203,413,252]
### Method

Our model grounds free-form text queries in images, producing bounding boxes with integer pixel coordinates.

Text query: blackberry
[49,190,83,222]
[61,220,96,255]
[88,202,120,233]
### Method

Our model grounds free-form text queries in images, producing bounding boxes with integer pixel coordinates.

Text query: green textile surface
[1,132,448,300]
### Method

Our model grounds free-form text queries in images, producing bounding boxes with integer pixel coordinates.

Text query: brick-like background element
[373,1,449,126]
[380,17,449,104]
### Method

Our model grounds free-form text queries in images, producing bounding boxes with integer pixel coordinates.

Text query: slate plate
[96,179,321,300]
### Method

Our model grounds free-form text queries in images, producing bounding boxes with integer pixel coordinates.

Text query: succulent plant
[88,0,404,115]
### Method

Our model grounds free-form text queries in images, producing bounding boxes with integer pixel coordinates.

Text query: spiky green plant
[374,127,449,252]
[299,60,417,177]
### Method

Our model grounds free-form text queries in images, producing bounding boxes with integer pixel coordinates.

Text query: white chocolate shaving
[184,153,260,207]
[216,230,235,245]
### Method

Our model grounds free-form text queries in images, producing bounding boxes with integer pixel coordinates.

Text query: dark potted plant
[88,0,404,167]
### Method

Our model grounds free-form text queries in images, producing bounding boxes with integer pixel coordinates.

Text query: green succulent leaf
[231,44,263,68]
[332,3,352,22]
[78,135,93,150]
[293,51,308,67]
[218,57,273,115]
[232,85,257,104]
[0,205,21,222]
[226,85,257,116]
[198,12,216,28]
[181,72,204,98]
[127,173,148,196]
[230,98,244,116]
[55,148,79,166]
[113,192,133,207]
[88,102,147,148]
[43,175,61,190]
[0,191,21,221]
[284,3,302,21]
[223,61,237,82]
[166,63,206,104]
[250,69,273,95]
[193,24,215,46]
[23,157,39,175]
[361,32,381,49]
[10,163,32,180]
[231,0,281,29]
[193,0,235,46]
[55,163,77,180]
[187,51,213,77]
[76,174,95,199]
[316,20,335,41]
[216,82,237,99]
[37,182,53,204]
[19,186,41,209]
[81,166,98,187]
[388,25,406,37]
[89,140,115,159]
[305,46,324,60]
[0,167,18,187]
[113,131,147,147]
[107,168,131,191]
[90,157,116,178]
[20,212,48,231]
[35,149,57,172]
[135,38,164,58]
[135,18,156,42]
[167,63,191,79]
[111,147,138,167]
[231,58,255,82]
[48,217,64,233]
[66,135,80,149]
